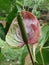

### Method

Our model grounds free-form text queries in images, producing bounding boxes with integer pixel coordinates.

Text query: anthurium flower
[6,11,41,48]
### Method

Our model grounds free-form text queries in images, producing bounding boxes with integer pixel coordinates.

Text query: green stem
[40,48,45,65]
[17,12,34,65]
[16,1,23,8]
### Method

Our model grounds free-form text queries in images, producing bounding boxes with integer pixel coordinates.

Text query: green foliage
[35,24,49,65]
[24,0,49,10]
[0,16,6,21]
[32,10,41,18]
[0,0,11,13]
[0,38,28,65]
[24,0,34,7]
[16,0,24,7]
[24,0,49,18]
[0,24,5,40]
[5,6,18,35]
[0,0,49,65]
[39,24,49,47]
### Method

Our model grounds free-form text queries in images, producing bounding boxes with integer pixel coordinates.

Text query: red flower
[6,11,41,48]
[17,11,41,45]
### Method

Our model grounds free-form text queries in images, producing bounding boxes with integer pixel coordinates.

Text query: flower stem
[17,12,34,65]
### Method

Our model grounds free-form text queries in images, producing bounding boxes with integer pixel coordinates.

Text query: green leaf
[5,6,18,35]
[20,46,28,65]
[44,31,49,47]
[0,16,6,21]
[0,38,28,65]
[16,0,23,8]
[24,0,34,7]
[36,47,49,65]
[39,24,49,47]
[16,0,24,6]
[0,0,11,13]
[0,24,5,40]
[35,24,49,65]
